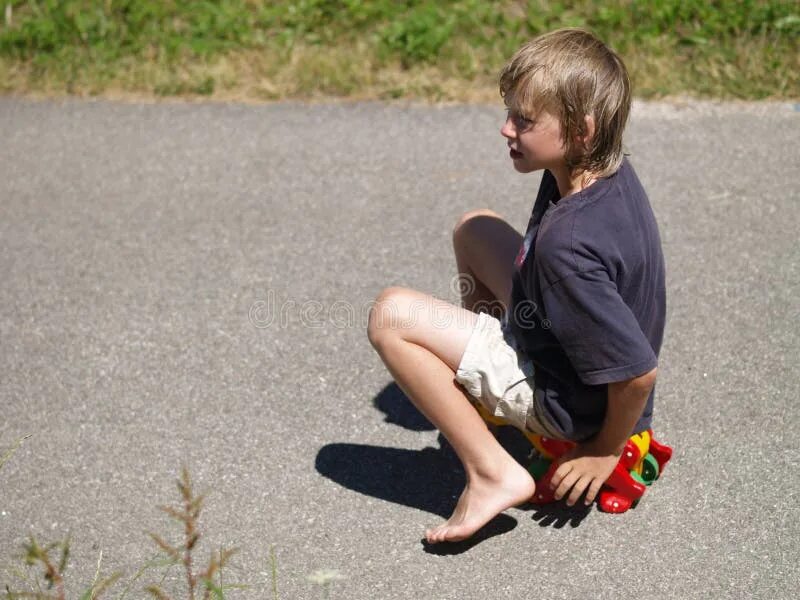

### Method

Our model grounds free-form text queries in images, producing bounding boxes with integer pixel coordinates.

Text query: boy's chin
[512,162,538,174]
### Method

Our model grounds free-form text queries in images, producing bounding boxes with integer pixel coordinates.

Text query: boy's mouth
[509,148,524,159]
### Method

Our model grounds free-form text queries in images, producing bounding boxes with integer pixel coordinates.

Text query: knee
[367,286,412,349]
[452,208,503,246]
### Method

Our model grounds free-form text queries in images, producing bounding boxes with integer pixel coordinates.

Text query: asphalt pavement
[1,97,798,599]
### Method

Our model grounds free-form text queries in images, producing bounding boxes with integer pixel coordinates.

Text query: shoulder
[572,159,661,281]
[536,160,646,280]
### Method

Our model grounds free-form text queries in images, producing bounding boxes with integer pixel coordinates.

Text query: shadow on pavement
[316,442,463,519]
[372,383,436,431]
[315,442,520,554]
[421,514,518,555]
[525,502,592,528]
[372,383,539,464]
[316,383,587,552]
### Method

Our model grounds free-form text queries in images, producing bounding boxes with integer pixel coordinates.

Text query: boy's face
[500,105,566,174]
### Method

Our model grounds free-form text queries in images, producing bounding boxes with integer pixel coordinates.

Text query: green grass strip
[1,0,798,100]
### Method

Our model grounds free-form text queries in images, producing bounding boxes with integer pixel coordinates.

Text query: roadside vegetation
[2,437,346,599]
[2,456,245,599]
[0,0,797,102]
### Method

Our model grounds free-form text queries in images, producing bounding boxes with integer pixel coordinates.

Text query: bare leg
[452,209,522,316]
[368,288,535,543]
[454,263,504,319]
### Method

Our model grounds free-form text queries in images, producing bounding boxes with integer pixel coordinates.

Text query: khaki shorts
[455,312,564,440]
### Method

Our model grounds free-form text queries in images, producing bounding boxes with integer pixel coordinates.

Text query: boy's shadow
[527,502,591,529]
[315,384,589,553]
[371,382,533,465]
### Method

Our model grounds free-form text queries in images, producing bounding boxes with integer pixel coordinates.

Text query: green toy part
[528,456,552,480]
[630,470,646,487]
[641,453,660,485]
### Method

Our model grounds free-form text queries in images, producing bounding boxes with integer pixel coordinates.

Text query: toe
[442,525,468,543]
[425,527,438,544]
[433,527,448,544]
[426,524,445,544]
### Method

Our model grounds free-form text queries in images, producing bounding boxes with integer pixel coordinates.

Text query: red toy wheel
[598,491,633,513]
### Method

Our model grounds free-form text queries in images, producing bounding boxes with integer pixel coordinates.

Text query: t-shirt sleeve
[540,267,657,385]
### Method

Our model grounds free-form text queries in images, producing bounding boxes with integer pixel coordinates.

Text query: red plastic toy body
[526,428,672,513]
[470,400,673,513]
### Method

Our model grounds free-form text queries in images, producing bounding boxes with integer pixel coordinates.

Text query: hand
[549,442,620,507]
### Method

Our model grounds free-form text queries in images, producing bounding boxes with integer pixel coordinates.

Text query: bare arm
[593,367,657,455]
[550,367,657,506]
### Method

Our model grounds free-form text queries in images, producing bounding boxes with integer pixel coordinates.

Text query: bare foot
[425,458,535,544]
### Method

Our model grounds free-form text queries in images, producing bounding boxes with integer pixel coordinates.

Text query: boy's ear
[578,114,596,149]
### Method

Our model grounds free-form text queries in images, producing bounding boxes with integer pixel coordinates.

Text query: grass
[2,447,342,599]
[0,436,30,471]
[0,453,266,600]
[2,466,238,599]
[0,0,797,102]
[145,468,239,600]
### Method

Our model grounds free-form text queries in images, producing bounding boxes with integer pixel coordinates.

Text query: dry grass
[2,38,797,106]
[2,466,244,600]
[1,1,797,103]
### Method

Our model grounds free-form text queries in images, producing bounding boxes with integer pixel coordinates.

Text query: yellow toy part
[629,430,651,473]
[472,401,509,428]
[525,432,555,459]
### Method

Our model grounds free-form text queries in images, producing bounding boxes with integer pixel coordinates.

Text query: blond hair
[499,28,631,178]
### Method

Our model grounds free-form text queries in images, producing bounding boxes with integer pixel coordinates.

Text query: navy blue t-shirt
[507,158,666,441]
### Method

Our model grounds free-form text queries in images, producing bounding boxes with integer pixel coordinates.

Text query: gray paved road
[1,98,798,599]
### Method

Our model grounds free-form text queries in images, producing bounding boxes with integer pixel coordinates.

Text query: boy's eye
[506,109,533,131]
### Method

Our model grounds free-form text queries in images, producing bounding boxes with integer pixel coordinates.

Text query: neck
[551,166,596,199]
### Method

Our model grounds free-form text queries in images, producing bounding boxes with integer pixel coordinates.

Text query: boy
[367,28,665,544]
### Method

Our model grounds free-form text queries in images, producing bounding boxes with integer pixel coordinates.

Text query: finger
[584,478,604,505]
[549,462,573,491]
[566,475,591,506]
[554,470,580,500]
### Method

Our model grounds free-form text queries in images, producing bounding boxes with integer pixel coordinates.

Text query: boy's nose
[500,117,516,139]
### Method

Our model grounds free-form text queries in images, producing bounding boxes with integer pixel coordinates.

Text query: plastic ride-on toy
[473,403,673,513]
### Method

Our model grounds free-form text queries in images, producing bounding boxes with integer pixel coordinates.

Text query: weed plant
[146,468,239,600]
[2,462,248,600]
[0,0,797,100]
